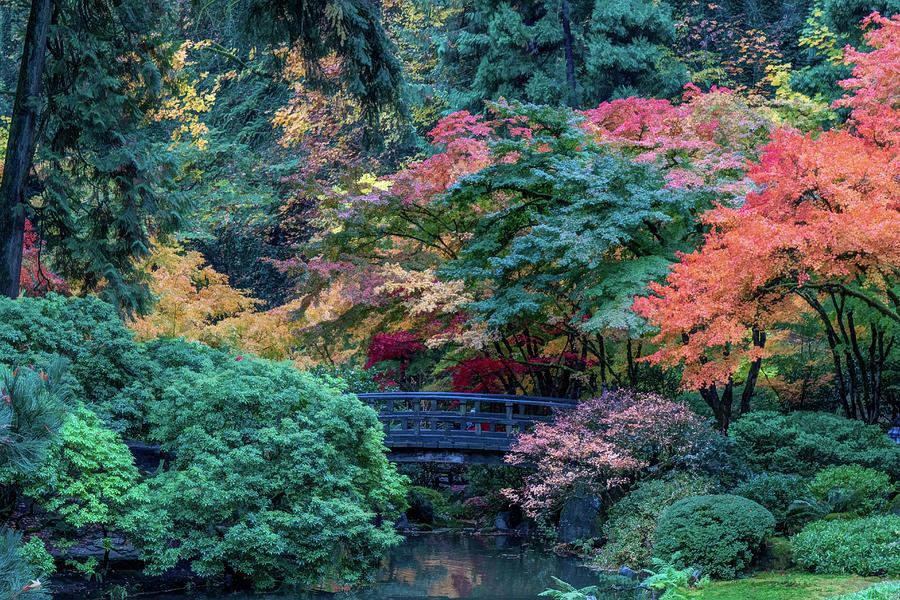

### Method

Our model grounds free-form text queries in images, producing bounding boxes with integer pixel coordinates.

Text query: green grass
[681,572,889,600]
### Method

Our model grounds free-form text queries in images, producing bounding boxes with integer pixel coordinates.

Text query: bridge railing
[357,392,578,450]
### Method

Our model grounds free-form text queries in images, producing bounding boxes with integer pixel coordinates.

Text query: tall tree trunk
[0,0,52,298]
[739,329,766,415]
[559,0,577,106]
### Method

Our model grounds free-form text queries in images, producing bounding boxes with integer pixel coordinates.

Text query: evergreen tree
[0,0,188,310]
[0,528,51,600]
[244,0,406,133]
[0,358,66,521]
[584,0,684,100]
[434,0,685,111]
[0,0,405,310]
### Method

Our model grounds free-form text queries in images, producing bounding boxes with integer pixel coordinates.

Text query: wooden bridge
[358,392,578,464]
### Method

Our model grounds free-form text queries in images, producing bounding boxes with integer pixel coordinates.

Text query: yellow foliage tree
[130,245,303,360]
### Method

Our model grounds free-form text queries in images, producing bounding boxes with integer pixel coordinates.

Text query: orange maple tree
[635,13,900,428]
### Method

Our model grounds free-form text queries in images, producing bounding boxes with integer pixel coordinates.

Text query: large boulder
[558,495,600,543]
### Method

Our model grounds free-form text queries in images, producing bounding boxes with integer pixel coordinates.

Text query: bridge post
[505,401,513,438]
[430,397,437,432]
[475,400,482,436]
[414,395,421,438]
[458,398,466,434]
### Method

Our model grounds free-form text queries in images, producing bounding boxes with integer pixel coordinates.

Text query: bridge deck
[359,392,577,461]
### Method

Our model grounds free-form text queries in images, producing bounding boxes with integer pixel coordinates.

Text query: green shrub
[767,537,794,570]
[828,582,900,599]
[792,515,900,575]
[652,494,776,579]
[809,465,894,516]
[406,486,450,525]
[25,407,139,529]
[0,294,155,432]
[732,473,810,532]
[598,473,719,569]
[729,411,900,478]
[121,355,407,589]
[17,536,56,579]
[688,432,750,490]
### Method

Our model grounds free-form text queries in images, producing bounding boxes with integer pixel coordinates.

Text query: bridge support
[386,448,507,465]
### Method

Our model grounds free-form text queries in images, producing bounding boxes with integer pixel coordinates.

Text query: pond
[56,533,636,600]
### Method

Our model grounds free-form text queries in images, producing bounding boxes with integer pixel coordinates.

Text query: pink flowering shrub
[503,389,713,517]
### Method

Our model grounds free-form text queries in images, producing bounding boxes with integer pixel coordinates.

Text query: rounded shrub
[732,472,810,532]
[0,294,156,433]
[598,473,719,569]
[809,465,894,516]
[652,494,775,578]
[792,515,900,575]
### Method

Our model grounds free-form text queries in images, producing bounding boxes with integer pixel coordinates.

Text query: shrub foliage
[121,352,407,589]
[729,411,900,477]
[792,515,900,575]
[652,494,775,578]
[732,472,811,532]
[598,473,719,569]
[808,465,894,516]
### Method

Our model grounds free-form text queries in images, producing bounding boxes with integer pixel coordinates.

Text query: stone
[495,511,511,531]
[49,532,141,563]
[514,520,536,537]
[558,495,600,543]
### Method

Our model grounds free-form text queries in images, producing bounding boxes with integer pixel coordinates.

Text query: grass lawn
[682,572,890,599]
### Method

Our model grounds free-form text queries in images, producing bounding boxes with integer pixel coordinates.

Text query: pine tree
[0,527,50,599]
[0,527,50,600]
[0,358,66,518]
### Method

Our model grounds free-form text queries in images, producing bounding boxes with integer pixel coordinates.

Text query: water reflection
[351,533,596,599]
[142,533,631,600]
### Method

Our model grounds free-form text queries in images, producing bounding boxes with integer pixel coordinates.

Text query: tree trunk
[739,329,766,415]
[559,0,577,106]
[0,0,52,298]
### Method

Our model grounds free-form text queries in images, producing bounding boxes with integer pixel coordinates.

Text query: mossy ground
[682,572,888,599]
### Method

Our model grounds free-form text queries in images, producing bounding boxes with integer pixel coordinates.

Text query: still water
[147,533,625,600]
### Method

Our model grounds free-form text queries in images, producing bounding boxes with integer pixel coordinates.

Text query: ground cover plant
[791,515,900,575]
